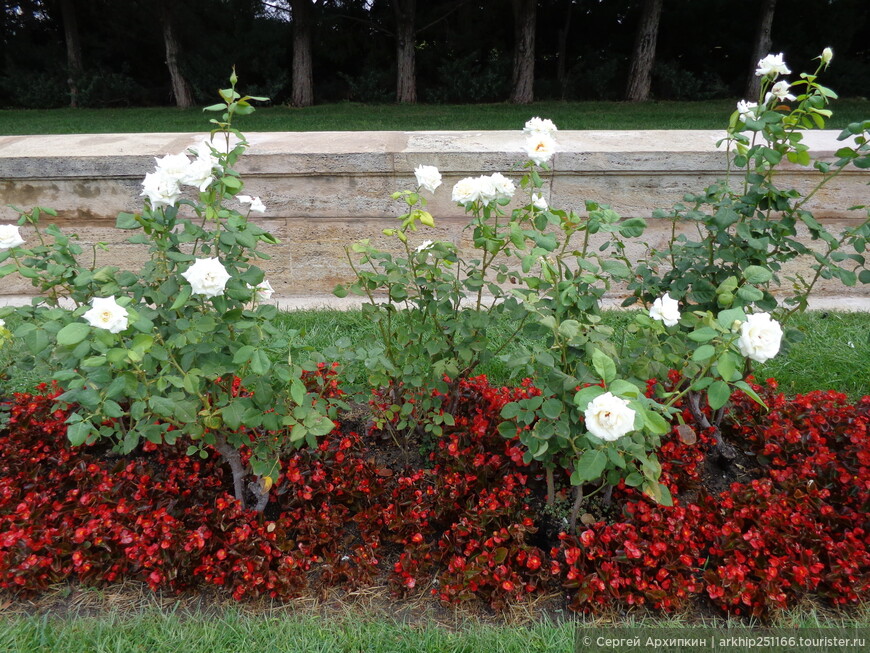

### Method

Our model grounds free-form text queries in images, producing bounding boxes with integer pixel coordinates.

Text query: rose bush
[0,72,337,511]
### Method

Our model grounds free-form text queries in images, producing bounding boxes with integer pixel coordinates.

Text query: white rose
[523,117,558,137]
[82,296,129,334]
[415,239,434,253]
[475,175,499,204]
[414,165,442,194]
[141,169,182,209]
[532,193,548,211]
[737,312,783,363]
[488,172,516,201]
[181,258,231,298]
[253,279,274,302]
[0,318,5,328]
[0,224,25,250]
[821,47,833,65]
[769,81,796,103]
[237,195,266,213]
[182,157,217,192]
[584,392,636,442]
[649,293,680,327]
[188,140,220,165]
[736,100,758,122]
[452,176,482,206]
[755,53,790,79]
[525,134,556,166]
[155,152,192,178]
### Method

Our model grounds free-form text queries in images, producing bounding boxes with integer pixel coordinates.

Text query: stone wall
[1,130,868,308]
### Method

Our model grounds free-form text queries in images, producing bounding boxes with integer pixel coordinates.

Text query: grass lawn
[1,99,869,134]
[269,308,870,401]
[1,589,868,653]
[2,309,868,400]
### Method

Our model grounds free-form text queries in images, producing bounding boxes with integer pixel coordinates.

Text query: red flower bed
[0,376,868,618]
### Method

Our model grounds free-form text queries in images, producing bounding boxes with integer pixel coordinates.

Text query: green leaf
[498,421,517,438]
[591,348,616,385]
[290,379,306,405]
[707,380,731,411]
[541,398,563,420]
[716,351,742,382]
[687,327,717,343]
[733,380,768,409]
[573,385,604,411]
[743,265,773,284]
[56,322,91,346]
[148,396,175,418]
[233,345,255,365]
[608,379,641,398]
[221,401,246,430]
[692,344,716,362]
[115,212,139,229]
[67,420,92,446]
[249,350,271,375]
[309,416,336,436]
[571,449,607,484]
[169,284,192,311]
[24,328,50,355]
[643,409,669,435]
[717,308,747,330]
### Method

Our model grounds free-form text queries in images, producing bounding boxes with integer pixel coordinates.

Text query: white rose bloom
[0,224,25,250]
[414,165,442,194]
[769,81,796,102]
[649,293,680,327]
[532,193,548,211]
[182,157,217,192]
[525,134,557,166]
[737,312,783,363]
[452,176,482,206]
[181,258,231,298]
[488,172,516,201]
[141,169,182,209]
[755,53,790,79]
[584,392,636,442]
[736,99,758,122]
[154,153,193,187]
[415,239,434,253]
[821,47,833,65]
[475,175,499,204]
[237,195,266,213]
[82,296,129,334]
[0,318,5,328]
[254,280,274,302]
[188,140,220,164]
[523,117,558,137]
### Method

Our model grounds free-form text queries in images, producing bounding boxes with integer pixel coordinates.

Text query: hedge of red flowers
[0,374,867,618]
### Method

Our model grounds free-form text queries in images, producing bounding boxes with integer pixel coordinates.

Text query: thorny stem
[545,467,555,507]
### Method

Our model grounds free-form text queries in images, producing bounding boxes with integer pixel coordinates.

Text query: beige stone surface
[1,130,868,305]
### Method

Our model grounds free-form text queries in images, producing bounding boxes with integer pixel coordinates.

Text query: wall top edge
[0,129,853,159]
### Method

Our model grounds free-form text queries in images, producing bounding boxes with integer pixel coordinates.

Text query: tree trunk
[159,0,195,108]
[290,0,314,107]
[745,0,777,101]
[556,0,573,100]
[625,0,663,102]
[510,0,536,104]
[60,0,83,108]
[394,0,417,104]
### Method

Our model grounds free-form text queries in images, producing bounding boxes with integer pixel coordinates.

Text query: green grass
[2,99,869,134]
[1,603,868,653]
[272,308,870,401]
[2,309,867,400]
